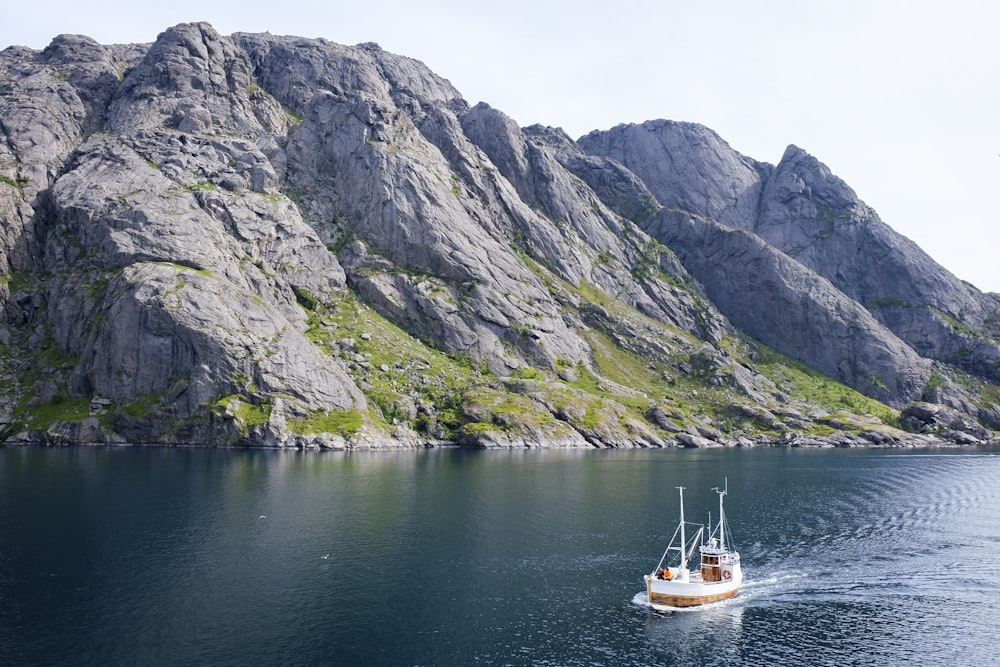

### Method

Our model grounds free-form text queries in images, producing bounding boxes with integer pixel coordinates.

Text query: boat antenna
[677,486,687,570]
[712,478,728,550]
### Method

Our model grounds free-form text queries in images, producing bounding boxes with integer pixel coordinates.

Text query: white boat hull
[644,564,743,608]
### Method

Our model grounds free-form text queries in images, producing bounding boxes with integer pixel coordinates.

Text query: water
[1,446,999,666]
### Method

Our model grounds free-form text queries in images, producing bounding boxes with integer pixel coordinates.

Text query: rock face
[578,121,1000,388]
[0,23,996,448]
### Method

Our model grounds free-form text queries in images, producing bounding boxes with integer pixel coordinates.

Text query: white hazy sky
[4,1,998,292]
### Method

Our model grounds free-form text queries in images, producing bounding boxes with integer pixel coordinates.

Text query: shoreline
[2,429,995,451]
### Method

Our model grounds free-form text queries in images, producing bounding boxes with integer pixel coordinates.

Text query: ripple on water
[4,447,1000,666]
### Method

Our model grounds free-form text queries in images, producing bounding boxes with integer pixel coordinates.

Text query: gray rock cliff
[0,23,996,448]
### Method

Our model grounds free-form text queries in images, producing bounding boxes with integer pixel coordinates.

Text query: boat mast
[677,486,687,569]
[713,478,728,550]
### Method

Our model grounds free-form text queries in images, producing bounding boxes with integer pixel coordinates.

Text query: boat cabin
[699,537,734,583]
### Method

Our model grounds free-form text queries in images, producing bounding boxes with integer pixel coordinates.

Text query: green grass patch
[305,292,487,436]
[932,307,990,341]
[14,395,92,429]
[519,366,542,380]
[83,275,110,300]
[923,371,944,399]
[118,392,163,419]
[0,271,35,293]
[460,421,496,437]
[458,385,573,440]
[0,174,28,189]
[216,395,271,435]
[288,409,364,437]
[294,287,319,311]
[756,347,897,426]
[803,422,838,437]
[181,181,217,193]
[582,329,657,398]
[980,383,1000,409]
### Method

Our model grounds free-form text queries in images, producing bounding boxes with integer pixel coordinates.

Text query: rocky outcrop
[578,120,769,231]
[0,23,996,448]
[646,213,932,406]
[4,26,368,446]
[578,120,1000,397]
[757,146,1000,382]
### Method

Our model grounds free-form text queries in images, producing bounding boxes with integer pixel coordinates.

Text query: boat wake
[740,571,806,591]
[632,569,814,613]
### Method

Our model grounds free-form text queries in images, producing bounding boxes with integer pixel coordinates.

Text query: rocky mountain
[0,22,996,448]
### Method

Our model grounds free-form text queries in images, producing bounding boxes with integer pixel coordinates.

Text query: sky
[4,0,998,292]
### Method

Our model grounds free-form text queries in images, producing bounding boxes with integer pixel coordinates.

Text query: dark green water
[1,446,999,666]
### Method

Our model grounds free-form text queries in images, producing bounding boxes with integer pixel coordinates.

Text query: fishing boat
[644,481,742,608]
